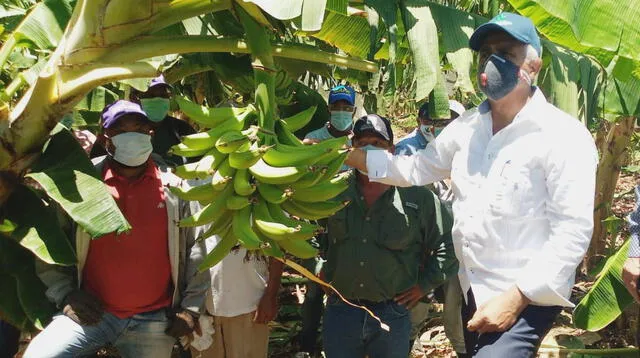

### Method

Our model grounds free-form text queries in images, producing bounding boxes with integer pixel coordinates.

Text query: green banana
[233,168,256,196]
[275,120,304,146]
[168,143,210,158]
[258,234,285,258]
[233,206,262,250]
[169,183,218,202]
[262,136,347,167]
[211,158,236,191]
[289,166,328,189]
[256,182,293,204]
[278,239,318,259]
[281,106,317,132]
[181,108,254,150]
[179,185,234,227]
[215,126,260,154]
[291,171,352,202]
[198,225,239,272]
[197,210,234,242]
[173,148,227,179]
[281,199,350,220]
[175,96,249,128]
[228,142,272,169]
[266,202,321,233]
[249,159,309,185]
[226,194,253,210]
[319,150,350,182]
[253,199,316,241]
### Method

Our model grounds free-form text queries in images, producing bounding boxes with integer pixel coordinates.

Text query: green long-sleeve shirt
[324,181,458,302]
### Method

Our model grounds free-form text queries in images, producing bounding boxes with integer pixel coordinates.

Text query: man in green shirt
[322,114,458,358]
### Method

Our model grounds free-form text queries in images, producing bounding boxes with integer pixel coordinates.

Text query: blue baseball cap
[328,85,355,106]
[101,100,149,128]
[469,12,541,56]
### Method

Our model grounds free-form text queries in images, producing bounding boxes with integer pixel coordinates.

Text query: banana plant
[573,239,633,331]
[0,0,379,330]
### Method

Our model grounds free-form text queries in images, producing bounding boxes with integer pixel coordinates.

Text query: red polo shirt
[82,159,172,318]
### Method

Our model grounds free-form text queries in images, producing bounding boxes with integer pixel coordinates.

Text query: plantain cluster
[169,97,352,272]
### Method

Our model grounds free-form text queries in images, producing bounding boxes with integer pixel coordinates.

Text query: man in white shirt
[193,233,283,358]
[346,12,598,357]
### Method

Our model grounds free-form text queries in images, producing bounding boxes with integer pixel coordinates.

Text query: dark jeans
[0,320,20,358]
[462,290,561,357]
[322,296,411,358]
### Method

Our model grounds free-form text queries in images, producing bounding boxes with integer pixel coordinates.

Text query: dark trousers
[462,290,561,358]
[0,320,20,358]
[322,296,411,358]
[299,280,325,353]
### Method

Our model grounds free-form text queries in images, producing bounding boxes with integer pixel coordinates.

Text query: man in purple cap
[24,100,208,358]
[130,75,196,165]
[346,12,598,357]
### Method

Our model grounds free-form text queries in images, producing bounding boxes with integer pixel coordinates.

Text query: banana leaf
[400,0,440,103]
[427,2,482,93]
[26,129,130,238]
[300,0,327,32]
[366,0,398,96]
[506,0,640,80]
[247,0,303,20]
[573,239,633,331]
[0,0,73,68]
[542,41,581,119]
[5,185,76,265]
[312,11,379,60]
[326,0,348,15]
[0,273,30,331]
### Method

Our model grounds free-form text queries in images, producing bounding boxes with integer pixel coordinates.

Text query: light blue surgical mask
[140,97,170,122]
[330,111,353,131]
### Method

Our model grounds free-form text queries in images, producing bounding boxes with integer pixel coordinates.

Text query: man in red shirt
[24,100,208,358]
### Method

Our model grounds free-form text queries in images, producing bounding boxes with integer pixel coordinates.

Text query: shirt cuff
[517,278,574,307]
[366,150,391,179]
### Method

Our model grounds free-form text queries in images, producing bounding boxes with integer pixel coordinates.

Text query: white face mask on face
[419,124,436,142]
[109,132,153,167]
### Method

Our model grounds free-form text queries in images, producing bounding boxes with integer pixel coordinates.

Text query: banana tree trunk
[587,116,636,269]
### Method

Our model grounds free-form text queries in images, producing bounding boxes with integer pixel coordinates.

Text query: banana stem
[99,36,378,73]
[237,4,278,131]
[0,36,17,72]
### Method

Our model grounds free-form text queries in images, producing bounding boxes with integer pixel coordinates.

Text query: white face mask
[109,132,153,167]
[419,124,436,142]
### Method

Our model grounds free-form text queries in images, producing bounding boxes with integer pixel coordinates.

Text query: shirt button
[362,239,367,243]
[360,196,364,200]
[360,262,365,266]
[359,283,364,288]
[365,217,371,222]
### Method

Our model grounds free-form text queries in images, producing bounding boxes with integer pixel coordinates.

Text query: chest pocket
[489,162,541,218]
[327,210,348,245]
[376,203,419,251]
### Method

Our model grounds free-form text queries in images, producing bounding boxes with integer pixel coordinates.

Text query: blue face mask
[478,54,531,101]
[330,111,353,131]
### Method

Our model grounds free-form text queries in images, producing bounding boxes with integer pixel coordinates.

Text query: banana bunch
[169,97,352,272]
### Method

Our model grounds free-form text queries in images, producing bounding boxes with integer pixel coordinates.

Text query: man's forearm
[266,257,284,296]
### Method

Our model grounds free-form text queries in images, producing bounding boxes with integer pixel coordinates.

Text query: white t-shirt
[204,235,269,317]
